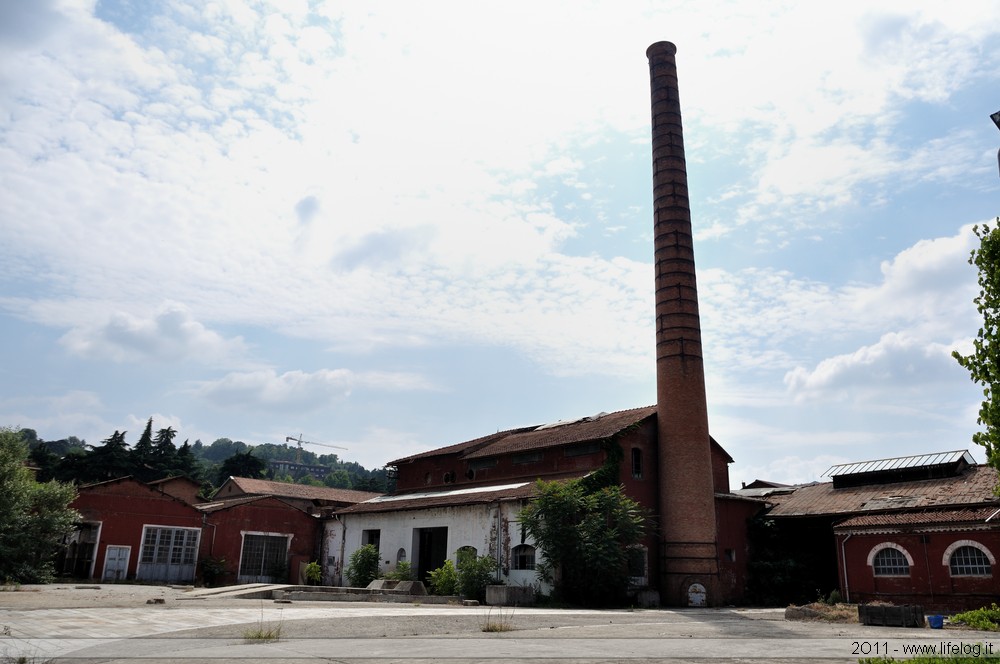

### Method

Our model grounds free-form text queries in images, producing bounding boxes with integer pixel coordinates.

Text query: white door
[102,545,131,581]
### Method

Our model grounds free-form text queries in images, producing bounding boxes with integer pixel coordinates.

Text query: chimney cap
[646,41,677,58]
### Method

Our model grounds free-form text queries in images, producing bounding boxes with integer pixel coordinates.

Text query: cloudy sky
[2,0,999,485]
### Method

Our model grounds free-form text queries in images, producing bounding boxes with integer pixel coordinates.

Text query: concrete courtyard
[1,584,997,663]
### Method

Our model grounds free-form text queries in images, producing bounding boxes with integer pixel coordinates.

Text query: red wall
[836,531,1000,612]
[202,497,320,585]
[72,479,203,580]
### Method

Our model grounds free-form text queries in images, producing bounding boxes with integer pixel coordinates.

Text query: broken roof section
[823,450,976,488]
[388,406,659,466]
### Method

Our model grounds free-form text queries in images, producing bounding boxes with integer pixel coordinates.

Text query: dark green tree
[131,418,155,477]
[216,450,267,485]
[519,478,645,606]
[954,220,1000,472]
[0,427,78,582]
[152,426,178,474]
[345,544,381,587]
[78,430,133,483]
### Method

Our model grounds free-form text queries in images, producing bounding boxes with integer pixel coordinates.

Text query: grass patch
[480,606,516,633]
[241,605,283,643]
[861,653,989,663]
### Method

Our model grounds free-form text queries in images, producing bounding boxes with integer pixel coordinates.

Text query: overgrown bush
[304,561,321,585]
[951,603,1000,631]
[383,560,412,581]
[345,544,380,587]
[427,559,458,595]
[457,550,497,602]
[200,557,227,587]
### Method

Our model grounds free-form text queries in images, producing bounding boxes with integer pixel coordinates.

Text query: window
[513,451,543,465]
[564,441,601,457]
[950,545,992,576]
[631,448,643,479]
[511,544,535,571]
[239,534,288,578]
[469,458,497,471]
[873,547,910,576]
[363,529,381,552]
[140,527,198,566]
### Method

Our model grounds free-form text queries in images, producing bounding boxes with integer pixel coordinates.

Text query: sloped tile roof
[195,494,317,515]
[224,477,381,503]
[834,506,1000,530]
[766,465,1000,518]
[389,406,658,465]
[336,480,542,515]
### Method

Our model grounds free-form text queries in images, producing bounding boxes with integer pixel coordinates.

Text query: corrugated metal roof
[823,450,975,477]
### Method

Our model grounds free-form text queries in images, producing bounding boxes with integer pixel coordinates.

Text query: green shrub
[427,559,458,596]
[951,603,1000,631]
[345,544,380,587]
[304,561,321,585]
[457,550,498,603]
[383,560,412,581]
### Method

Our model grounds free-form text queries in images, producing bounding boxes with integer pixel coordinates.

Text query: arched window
[866,542,914,577]
[456,546,477,567]
[511,544,535,571]
[949,545,993,576]
[872,547,910,576]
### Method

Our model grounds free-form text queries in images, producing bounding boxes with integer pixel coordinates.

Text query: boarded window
[511,544,535,571]
[950,545,992,576]
[872,547,910,576]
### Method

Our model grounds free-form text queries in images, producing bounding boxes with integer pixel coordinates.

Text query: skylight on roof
[824,450,975,477]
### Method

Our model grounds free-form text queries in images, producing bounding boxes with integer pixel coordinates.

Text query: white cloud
[59,302,249,365]
[195,368,438,410]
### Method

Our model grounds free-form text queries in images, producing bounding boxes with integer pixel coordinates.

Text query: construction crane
[285,434,348,452]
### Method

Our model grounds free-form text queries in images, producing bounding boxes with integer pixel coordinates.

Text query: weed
[480,606,515,633]
[241,604,283,643]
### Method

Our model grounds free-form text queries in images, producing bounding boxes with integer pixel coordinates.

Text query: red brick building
[748,451,1000,611]
[195,495,321,585]
[329,406,761,603]
[69,477,204,583]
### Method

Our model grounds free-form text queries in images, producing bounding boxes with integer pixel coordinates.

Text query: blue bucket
[928,615,944,629]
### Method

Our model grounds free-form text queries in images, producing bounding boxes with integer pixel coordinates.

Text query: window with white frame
[950,545,992,576]
[872,547,910,576]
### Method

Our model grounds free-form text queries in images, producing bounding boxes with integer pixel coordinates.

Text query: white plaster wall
[323,500,549,593]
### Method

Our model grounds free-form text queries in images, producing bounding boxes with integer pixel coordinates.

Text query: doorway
[414,527,448,585]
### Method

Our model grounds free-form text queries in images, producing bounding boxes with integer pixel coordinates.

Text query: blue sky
[1,0,998,485]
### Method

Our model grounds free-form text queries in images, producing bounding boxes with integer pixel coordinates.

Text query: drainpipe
[495,502,503,583]
[336,513,346,587]
[201,513,217,556]
[840,534,852,604]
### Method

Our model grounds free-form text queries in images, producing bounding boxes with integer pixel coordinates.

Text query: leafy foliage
[304,561,322,585]
[951,603,1000,631]
[215,450,268,485]
[345,544,381,587]
[383,560,412,581]
[427,558,458,596]
[519,477,645,606]
[0,427,78,583]
[953,221,1000,474]
[456,549,498,602]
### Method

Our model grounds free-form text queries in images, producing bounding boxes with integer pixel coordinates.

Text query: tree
[519,478,645,606]
[78,430,133,483]
[131,418,155,479]
[0,427,78,582]
[954,220,1000,472]
[216,450,267,485]
[152,426,178,474]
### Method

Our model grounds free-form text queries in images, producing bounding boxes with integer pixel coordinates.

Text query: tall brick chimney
[646,41,719,606]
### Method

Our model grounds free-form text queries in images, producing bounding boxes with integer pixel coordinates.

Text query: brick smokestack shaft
[647,41,719,606]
